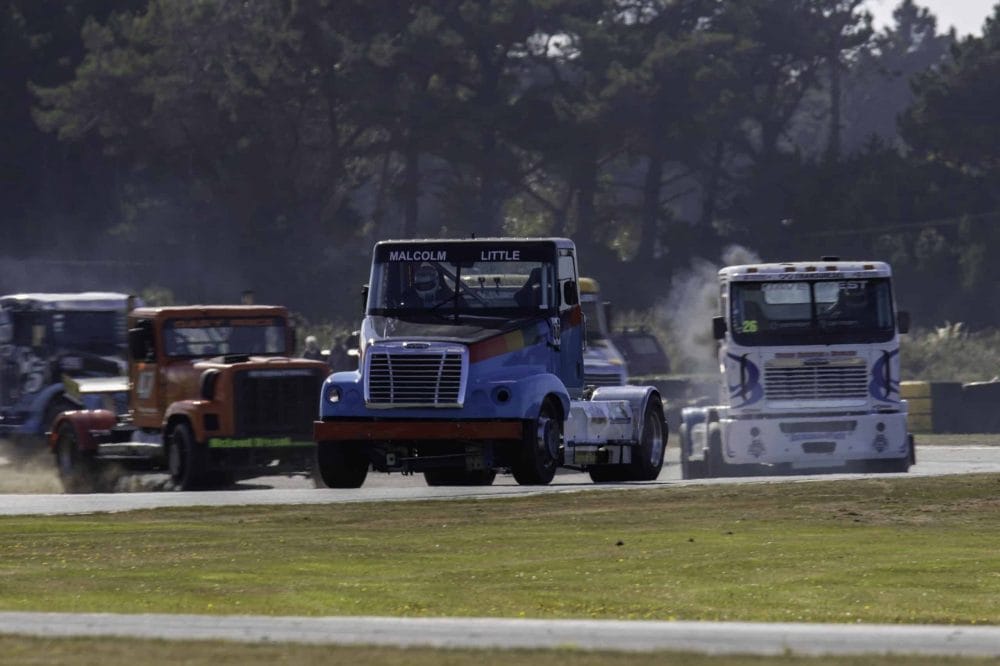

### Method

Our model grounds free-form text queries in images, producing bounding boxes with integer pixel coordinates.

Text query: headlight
[327,386,342,404]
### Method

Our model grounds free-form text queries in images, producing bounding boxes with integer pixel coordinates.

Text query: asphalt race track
[2,444,999,657]
[2,444,999,517]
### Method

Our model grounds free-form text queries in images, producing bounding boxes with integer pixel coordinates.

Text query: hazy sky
[866,0,997,36]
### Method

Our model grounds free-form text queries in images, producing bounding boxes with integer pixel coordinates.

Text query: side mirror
[712,316,727,340]
[563,281,579,306]
[897,310,910,335]
[287,325,297,355]
[603,301,614,330]
[361,284,369,314]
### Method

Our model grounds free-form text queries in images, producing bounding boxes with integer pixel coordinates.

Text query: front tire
[314,441,369,488]
[167,422,206,491]
[511,400,560,485]
[866,434,914,474]
[55,422,101,493]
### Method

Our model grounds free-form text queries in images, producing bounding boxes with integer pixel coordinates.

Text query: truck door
[557,249,584,397]
[128,318,162,427]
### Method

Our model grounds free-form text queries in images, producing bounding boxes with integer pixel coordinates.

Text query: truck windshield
[368,244,558,318]
[11,310,125,356]
[731,278,895,346]
[163,317,287,357]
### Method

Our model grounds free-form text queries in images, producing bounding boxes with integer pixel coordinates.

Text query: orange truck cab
[49,305,329,492]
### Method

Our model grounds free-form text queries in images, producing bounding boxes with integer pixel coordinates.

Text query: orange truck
[49,305,329,492]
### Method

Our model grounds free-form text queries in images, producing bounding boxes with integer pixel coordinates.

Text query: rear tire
[511,400,560,485]
[55,422,100,493]
[625,397,666,481]
[167,422,206,491]
[314,441,369,488]
[424,469,497,486]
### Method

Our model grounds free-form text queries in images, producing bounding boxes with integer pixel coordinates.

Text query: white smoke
[658,245,761,372]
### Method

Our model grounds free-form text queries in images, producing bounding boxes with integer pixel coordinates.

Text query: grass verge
[2,474,999,623]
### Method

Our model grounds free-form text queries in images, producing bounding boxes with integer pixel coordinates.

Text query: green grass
[2,475,999,624]
[1,635,995,666]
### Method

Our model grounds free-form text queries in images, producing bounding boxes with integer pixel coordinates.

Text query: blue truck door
[557,249,584,397]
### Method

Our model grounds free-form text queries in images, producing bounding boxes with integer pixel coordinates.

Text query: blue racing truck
[0,292,133,445]
[313,237,667,487]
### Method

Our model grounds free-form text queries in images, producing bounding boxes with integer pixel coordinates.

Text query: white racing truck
[679,259,914,478]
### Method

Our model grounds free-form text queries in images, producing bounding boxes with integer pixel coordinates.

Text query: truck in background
[578,277,629,387]
[679,259,914,478]
[612,328,671,377]
[0,292,133,447]
[49,305,329,492]
[314,237,667,487]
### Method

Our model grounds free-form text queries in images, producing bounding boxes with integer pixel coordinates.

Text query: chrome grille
[764,362,868,400]
[366,348,466,406]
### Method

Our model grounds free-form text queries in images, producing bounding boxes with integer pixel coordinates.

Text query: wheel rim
[645,411,664,465]
[536,412,559,462]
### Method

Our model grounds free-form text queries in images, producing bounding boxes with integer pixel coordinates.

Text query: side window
[557,251,578,311]
[128,320,156,362]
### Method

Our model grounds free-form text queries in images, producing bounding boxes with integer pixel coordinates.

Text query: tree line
[2,0,999,327]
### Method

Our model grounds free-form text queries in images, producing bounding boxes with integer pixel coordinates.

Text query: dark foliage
[2,0,998,328]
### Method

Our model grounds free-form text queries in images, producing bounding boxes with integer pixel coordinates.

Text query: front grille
[585,372,624,387]
[764,362,868,400]
[366,349,466,406]
[233,368,323,437]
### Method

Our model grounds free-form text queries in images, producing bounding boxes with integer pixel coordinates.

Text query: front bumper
[314,419,524,442]
[721,412,909,467]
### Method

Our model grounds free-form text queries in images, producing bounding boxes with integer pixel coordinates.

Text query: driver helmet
[413,263,440,301]
[844,287,867,308]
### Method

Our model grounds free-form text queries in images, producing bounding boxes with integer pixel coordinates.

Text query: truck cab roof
[0,292,133,311]
[720,261,892,282]
[375,237,575,248]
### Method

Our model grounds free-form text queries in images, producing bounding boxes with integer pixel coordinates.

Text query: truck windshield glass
[10,311,125,356]
[163,317,287,357]
[731,278,895,346]
[369,247,558,317]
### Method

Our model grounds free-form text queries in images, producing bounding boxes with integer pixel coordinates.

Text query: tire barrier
[959,381,1000,433]
[902,380,982,434]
